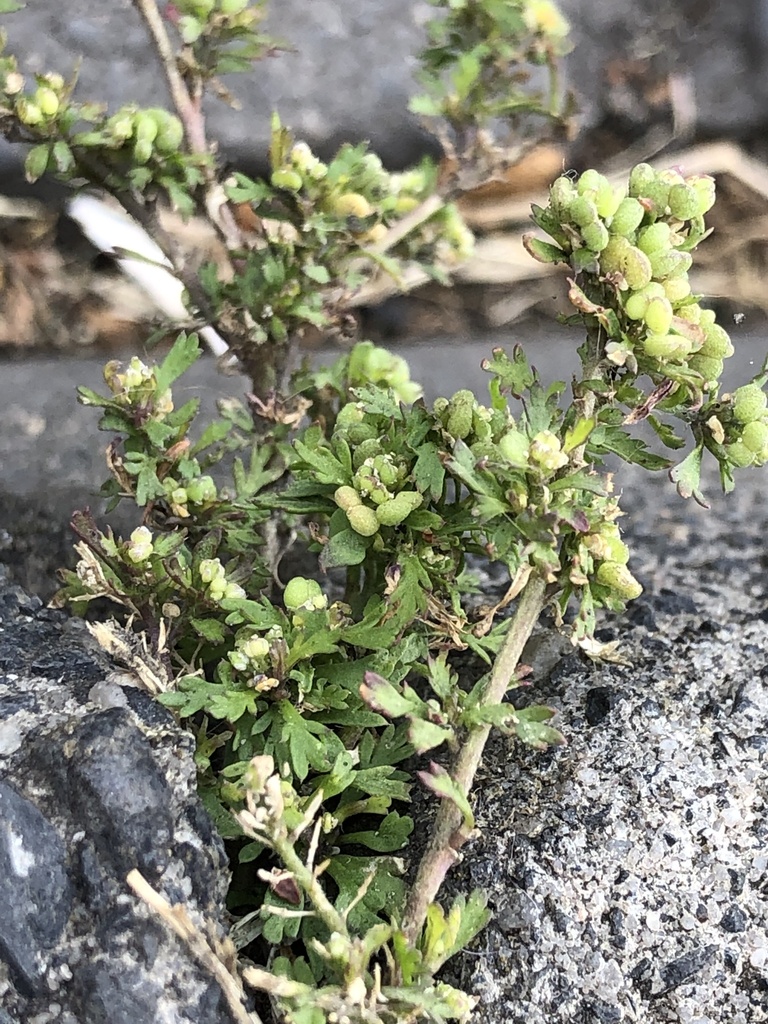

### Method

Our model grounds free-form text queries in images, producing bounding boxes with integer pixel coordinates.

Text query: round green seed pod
[284,576,323,611]
[622,245,654,289]
[576,169,607,196]
[741,419,768,454]
[271,168,303,191]
[624,291,649,321]
[446,390,476,440]
[609,197,645,237]
[549,175,577,217]
[334,485,362,512]
[599,235,632,273]
[569,196,599,227]
[636,222,672,256]
[675,304,701,325]
[732,383,768,423]
[604,536,631,565]
[596,560,643,600]
[649,248,692,280]
[375,491,423,527]
[643,333,690,361]
[726,441,756,468]
[667,183,700,220]
[663,276,692,303]
[34,86,59,118]
[643,295,674,335]
[688,354,724,383]
[628,163,656,198]
[699,323,734,360]
[688,174,716,215]
[595,182,625,219]
[346,505,379,536]
[581,221,610,252]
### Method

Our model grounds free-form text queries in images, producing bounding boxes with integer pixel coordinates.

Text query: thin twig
[127,868,260,1024]
[132,0,207,155]
[400,572,547,947]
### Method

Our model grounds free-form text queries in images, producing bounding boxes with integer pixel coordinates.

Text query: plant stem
[133,0,207,156]
[400,571,547,947]
[271,831,349,939]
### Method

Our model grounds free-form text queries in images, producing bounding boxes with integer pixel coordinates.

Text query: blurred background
[2,0,768,594]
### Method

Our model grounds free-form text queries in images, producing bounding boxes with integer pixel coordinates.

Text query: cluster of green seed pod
[264,120,472,269]
[543,163,732,385]
[83,105,184,164]
[161,474,218,518]
[345,341,422,404]
[720,383,768,468]
[333,477,423,537]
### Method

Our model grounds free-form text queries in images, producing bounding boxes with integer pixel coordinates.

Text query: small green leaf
[522,234,569,265]
[303,264,330,284]
[514,705,566,749]
[189,618,228,644]
[319,527,370,570]
[360,672,422,718]
[155,332,202,393]
[340,811,414,852]
[417,762,474,831]
[481,345,536,396]
[407,717,454,754]
[412,442,445,501]
[25,144,51,183]
[669,444,708,507]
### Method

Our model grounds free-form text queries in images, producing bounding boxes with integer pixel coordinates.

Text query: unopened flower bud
[126,526,153,563]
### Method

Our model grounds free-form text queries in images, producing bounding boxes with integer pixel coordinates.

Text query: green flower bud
[126,526,154,563]
[569,195,599,227]
[649,248,692,280]
[732,383,768,423]
[106,110,135,143]
[596,560,642,600]
[199,558,225,583]
[628,163,656,198]
[346,505,379,536]
[624,291,649,321]
[687,354,724,383]
[208,577,227,601]
[699,323,733,360]
[170,486,188,507]
[241,636,270,662]
[271,168,303,191]
[334,485,362,512]
[186,475,217,504]
[699,308,717,326]
[283,576,324,611]
[667,183,700,220]
[741,419,768,454]
[580,221,609,252]
[640,178,671,215]
[433,397,449,417]
[726,441,755,468]
[676,303,701,324]
[609,197,645,237]
[529,430,568,472]
[148,108,184,154]
[643,295,674,335]
[375,491,423,527]
[636,221,672,256]
[371,454,400,487]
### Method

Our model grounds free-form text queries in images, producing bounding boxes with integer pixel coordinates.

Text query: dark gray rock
[0,591,243,1023]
